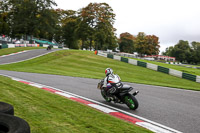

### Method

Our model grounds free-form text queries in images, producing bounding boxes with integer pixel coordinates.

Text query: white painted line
[55,92,74,98]
[0,51,28,58]
[29,83,43,88]
[11,77,21,81]
[17,51,26,54]
[48,88,182,133]
[136,122,173,133]
[88,104,117,114]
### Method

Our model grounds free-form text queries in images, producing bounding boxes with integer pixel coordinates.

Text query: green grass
[0,75,152,133]
[0,47,45,56]
[0,50,199,91]
[129,57,200,76]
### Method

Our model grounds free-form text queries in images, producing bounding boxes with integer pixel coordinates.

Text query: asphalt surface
[0,49,61,64]
[0,71,200,133]
[0,49,200,133]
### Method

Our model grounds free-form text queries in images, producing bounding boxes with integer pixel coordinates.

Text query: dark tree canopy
[119,32,160,55]
[119,32,136,53]
[1,0,57,39]
[77,2,117,50]
[162,40,200,64]
[135,32,160,56]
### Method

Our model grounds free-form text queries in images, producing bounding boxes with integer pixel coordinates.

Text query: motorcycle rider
[47,45,52,50]
[102,68,121,96]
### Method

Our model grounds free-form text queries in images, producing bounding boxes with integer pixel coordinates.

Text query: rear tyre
[0,102,14,115]
[101,90,111,102]
[0,113,30,133]
[124,94,138,110]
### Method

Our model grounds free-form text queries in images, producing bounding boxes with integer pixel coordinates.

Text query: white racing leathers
[103,74,121,94]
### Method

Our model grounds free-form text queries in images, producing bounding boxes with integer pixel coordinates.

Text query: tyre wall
[0,102,30,133]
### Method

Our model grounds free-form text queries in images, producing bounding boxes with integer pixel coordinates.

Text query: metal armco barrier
[107,54,113,59]
[97,51,200,84]
[121,57,128,63]
[197,76,200,83]
[138,61,147,68]
[182,73,196,82]
[158,66,169,74]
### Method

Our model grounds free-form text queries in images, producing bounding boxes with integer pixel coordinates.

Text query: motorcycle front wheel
[101,90,111,102]
[124,94,138,110]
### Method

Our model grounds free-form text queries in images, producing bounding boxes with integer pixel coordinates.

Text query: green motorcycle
[97,79,139,110]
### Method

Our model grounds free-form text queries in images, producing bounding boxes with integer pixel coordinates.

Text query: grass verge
[0,47,45,56]
[0,75,152,133]
[0,50,199,91]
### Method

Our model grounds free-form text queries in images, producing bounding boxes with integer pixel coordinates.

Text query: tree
[62,10,79,49]
[0,1,9,35]
[162,46,174,56]
[163,40,193,63]
[173,40,191,62]
[119,32,135,53]
[145,35,160,55]
[2,0,57,40]
[36,9,59,40]
[76,16,91,49]
[196,45,200,64]
[77,2,117,50]
[190,41,200,64]
[135,32,146,56]
[135,32,160,56]
[53,9,77,44]
[3,0,37,38]
[0,12,10,35]
[105,28,118,50]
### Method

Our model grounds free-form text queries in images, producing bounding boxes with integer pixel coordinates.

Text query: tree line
[0,0,117,50]
[119,32,160,56]
[162,40,200,64]
[0,0,160,55]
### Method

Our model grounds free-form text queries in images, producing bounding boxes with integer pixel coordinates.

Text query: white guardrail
[97,51,200,84]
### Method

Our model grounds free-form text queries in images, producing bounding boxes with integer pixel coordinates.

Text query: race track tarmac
[0,70,200,133]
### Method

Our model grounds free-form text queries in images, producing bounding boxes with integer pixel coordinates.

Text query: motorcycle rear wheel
[101,90,111,102]
[124,94,138,110]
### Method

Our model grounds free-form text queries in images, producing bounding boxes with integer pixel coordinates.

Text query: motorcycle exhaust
[133,91,139,96]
